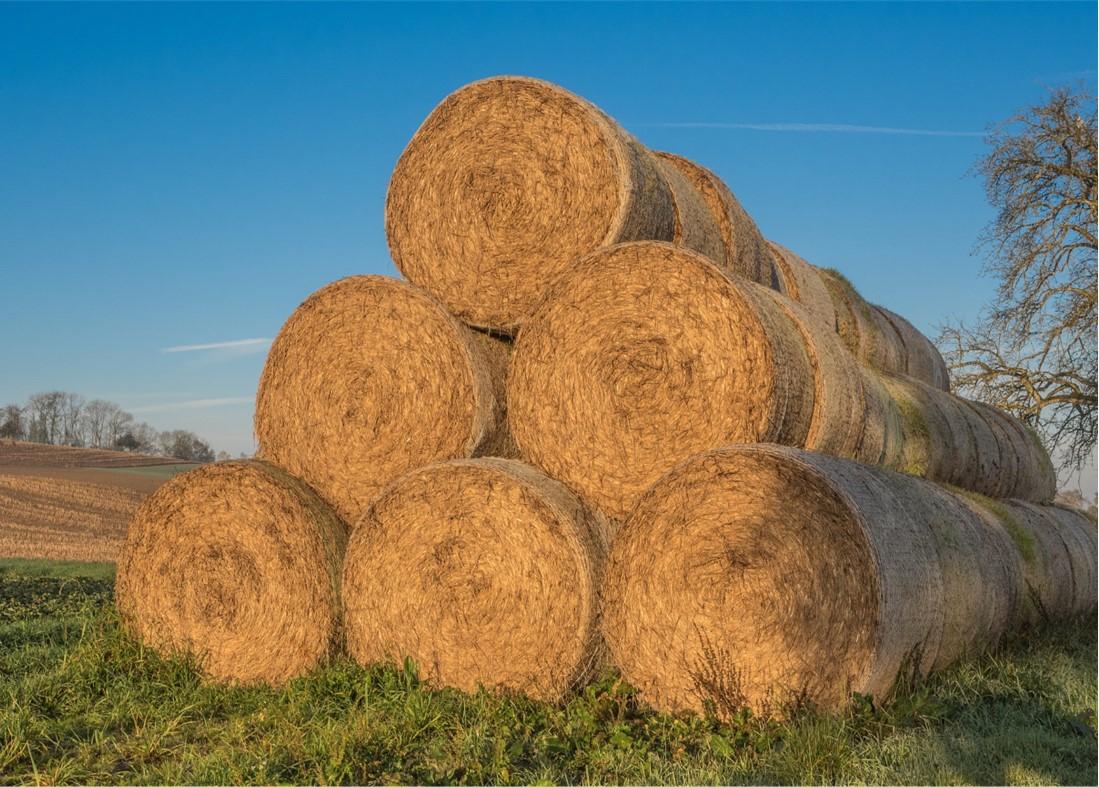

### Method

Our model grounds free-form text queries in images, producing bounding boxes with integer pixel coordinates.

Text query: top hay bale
[653,152,774,285]
[768,242,837,329]
[651,152,727,266]
[255,275,506,524]
[816,266,949,391]
[385,76,676,332]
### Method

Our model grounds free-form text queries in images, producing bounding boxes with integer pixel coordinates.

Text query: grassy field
[0,559,1095,785]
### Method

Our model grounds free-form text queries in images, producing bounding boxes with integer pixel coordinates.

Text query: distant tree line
[0,391,221,463]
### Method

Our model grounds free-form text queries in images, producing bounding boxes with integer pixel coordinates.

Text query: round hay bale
[651,152,773,285]
[983,499,1075,625]
[508,241,815,521]
[881,374,956,481]
[866,305,907,376]
[816,267,873,356]
[115,461,346,684]
[855,367,905,468]
[651,152,726,265]
[342,458,607,701]
[602,444,944,716]
[767,243,837,329]
[385,76,675,331]
[875,306,950,391]
[757,287,864,458]
[815,271,905,376]
[995,414,1056,502]
[965,400,1020,499]
[255,275,502,524]
[956,399,1009,499]
[1043,505,1098,614]
[874,473,1018,668]
[926,392,982,491]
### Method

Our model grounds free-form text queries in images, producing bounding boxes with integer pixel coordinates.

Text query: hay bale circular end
[385,76,675,330]
[602,446,879,716]
[342,458,606,701]
[255,275,498,524]
[508,241,813,520]
[115,461,346,684]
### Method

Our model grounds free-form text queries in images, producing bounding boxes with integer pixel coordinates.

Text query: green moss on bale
[951,486,1036,566]
[893,392,931,477]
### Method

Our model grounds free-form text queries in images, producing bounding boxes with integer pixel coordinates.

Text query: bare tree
[939,86,1097,474]
[60,392,85,446]
[158,429,215,462]
[106,405,135,449]
[27,391,66,445]
[131,422,160,454]
[81,399,114,448]
[0,404,24,442]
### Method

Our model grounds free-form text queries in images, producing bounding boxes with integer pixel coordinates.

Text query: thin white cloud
[130,397,253,414]
[161,338,270,353]
[642,122,984,137]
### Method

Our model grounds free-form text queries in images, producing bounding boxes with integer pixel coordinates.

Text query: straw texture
[651,152,726,265]
[342,458,607,701]
[1045,505,1099,614]
[508,241,814,521]
[757,288,864,458]
[602,444,943,716]
[602,444,1094,717]
[856,368,905,467]
[254,275,502,524]
[971,498,1076,625]
[873,473,1018,669]
[881,374,1055,502]
[652,152,774,285]
[875,306,950,391]
[468,328,520,458]
[385,76,675,331]
[768,243,837,330]
[816,268,950,391]
[115,461,346,684]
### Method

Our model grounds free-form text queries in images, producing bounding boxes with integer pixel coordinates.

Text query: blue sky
[1,2,1095,483]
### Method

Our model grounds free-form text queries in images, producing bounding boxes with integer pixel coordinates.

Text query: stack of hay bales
[116,76,1096,712]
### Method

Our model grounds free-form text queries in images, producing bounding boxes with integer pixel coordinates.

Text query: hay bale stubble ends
[342,458,607,701]
[255,275,507,524]
[115,461,346,684]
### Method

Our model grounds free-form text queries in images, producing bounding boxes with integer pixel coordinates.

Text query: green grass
[0,562,1095,785]
[97,464,197,479]
[0,558,115,581]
